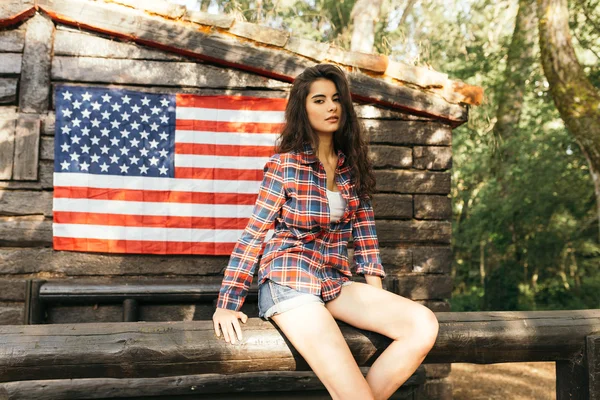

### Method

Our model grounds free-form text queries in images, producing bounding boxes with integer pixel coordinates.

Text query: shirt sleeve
[351,196,386,278]
[216,155,286,311]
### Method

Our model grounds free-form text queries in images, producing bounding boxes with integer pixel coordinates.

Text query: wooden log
[0,279,26,301]
[414,195,452,220]
[0,245,448,276]
[0,78,18,104]
[375,170,451,194]
[348,71,467,125]
[0,1,35,29]
[18,14,55,114]
[363,119,452,145]
[43,298,449,325]
[413,146,452,170]
[355,104,433,121]
[0,160,52,190]
[228,20,290,47]
[0,107,17,180]
[369,145,412,169]
[54,28,188,60]
[411,246,452,274]
[420,378,452,400]
[588,335,600,400]
[0,53,22,74]
[0,310,598,382]
[38,136,52,160]
[0,28,25,52]
[0,369,424,400]
[12,114,40,180]
[51,56,290,89]
[0,218,449,247]
[0,247,229,276]
[0,303,23,325]
[0,190,53,216]
[31,273,449,305]
[0,216,50,246]
[373,193,413,219]
[36,0,468,125]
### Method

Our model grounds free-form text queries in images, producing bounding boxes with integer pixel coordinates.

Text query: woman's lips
[326,117,339,122]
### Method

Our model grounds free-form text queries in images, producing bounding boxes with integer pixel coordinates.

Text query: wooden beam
[0,78,18,104]
[0,29,25,52]
[588,335,600,400]
[36,0,468,125]
[51,56,290,88]
[0,107,17,179]
[12,114,41,180]
[0,1,35,29]
[0,53,22,74]
[0,245,450,276]
[0,310,598,382]
[19,13,55,114]
[0,369,424,399]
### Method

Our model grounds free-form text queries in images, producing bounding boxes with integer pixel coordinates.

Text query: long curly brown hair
[275,64,376,200]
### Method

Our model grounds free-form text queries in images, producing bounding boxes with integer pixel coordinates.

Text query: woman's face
[305,79,342,135]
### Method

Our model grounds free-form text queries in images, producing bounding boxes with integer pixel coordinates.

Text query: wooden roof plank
[0,0,35,28]
[36,0,469,124]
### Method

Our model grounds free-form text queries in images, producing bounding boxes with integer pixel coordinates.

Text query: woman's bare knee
[271,303,374,400]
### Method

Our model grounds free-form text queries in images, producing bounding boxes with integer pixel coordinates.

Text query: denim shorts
[258,279,353,320]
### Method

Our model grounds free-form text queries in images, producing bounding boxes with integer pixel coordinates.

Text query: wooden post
[122,299,138,322]
[588,335,600,400]
[23,279,46,324]
[19,13,54,113]
[556,355,589,400]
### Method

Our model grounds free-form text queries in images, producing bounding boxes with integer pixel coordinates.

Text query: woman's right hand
[212,307,248,344]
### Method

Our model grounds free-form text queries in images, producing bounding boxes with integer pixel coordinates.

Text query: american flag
[53,85,286,255]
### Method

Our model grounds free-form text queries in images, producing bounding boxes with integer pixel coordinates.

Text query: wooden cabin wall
[0,19,454,398]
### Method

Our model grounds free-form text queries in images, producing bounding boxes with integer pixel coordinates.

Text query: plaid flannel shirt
[216,142,386,311]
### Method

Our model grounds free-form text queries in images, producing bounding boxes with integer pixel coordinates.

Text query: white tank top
[326,189,346,222]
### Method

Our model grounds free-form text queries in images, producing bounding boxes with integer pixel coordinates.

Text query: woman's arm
[352,196,386,288]
[216,155,286,311]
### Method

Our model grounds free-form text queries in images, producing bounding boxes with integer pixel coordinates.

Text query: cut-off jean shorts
[258,279,354,320]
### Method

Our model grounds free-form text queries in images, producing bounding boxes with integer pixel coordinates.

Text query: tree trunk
[538,0,600,241]
[488,0,538,298]
[350,0,383,53]
[491,0,538,173]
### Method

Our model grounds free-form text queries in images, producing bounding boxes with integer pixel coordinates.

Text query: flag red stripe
[54,186,259,205]
[175,143,275,157]
[54,237,236,255]
[53,211,253,229]
[175,119,284,134]
[176,94,287,111]
[174,167,264,181]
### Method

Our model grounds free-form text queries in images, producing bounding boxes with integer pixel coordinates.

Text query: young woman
[213,63,439,400]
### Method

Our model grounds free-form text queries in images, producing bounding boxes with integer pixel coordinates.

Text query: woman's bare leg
[270,302,375,400]
[325,282,439,400]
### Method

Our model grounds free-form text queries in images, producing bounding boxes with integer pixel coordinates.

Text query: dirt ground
[449,362,556,400]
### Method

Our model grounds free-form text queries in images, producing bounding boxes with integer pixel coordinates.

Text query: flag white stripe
[53,198,255,217]
[176,107,285,123]
[53,224,274,243]
[174,154,270,169]
[175,130,279,146]
[53,173,263,193]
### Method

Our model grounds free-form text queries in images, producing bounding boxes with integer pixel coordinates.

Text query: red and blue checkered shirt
[216,142,386,311]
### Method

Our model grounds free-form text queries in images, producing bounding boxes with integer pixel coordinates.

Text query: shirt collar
[298,142,346,168]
